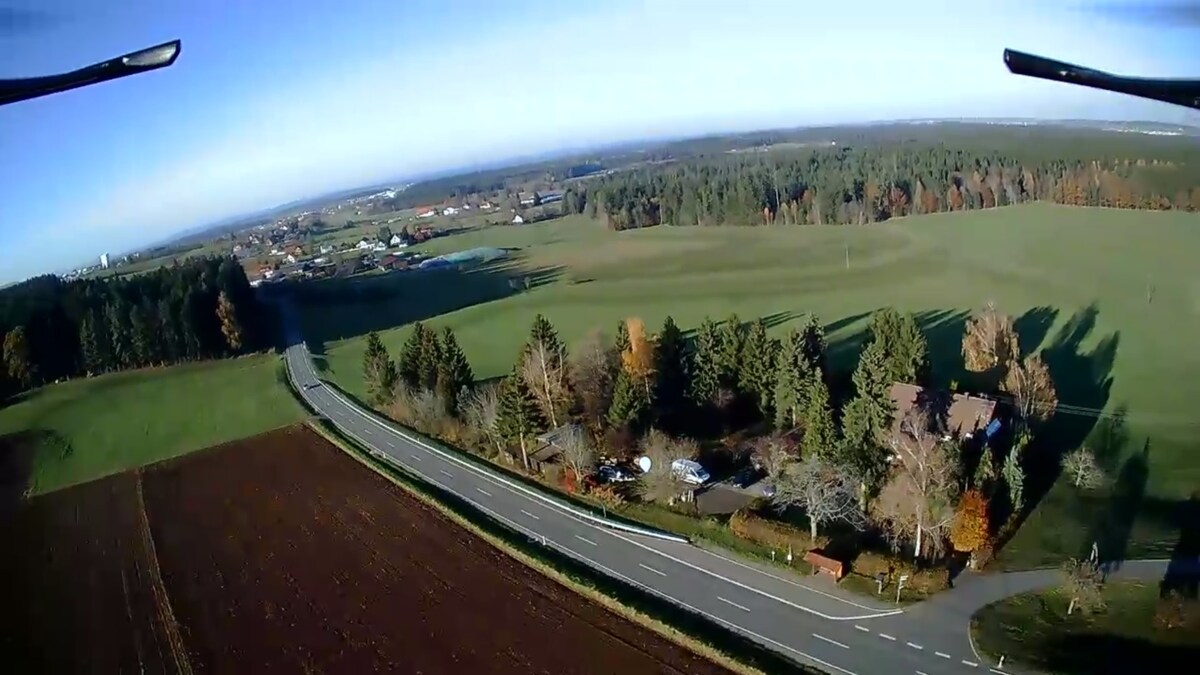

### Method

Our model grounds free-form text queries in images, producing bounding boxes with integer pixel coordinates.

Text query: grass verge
[970,580,1200,674]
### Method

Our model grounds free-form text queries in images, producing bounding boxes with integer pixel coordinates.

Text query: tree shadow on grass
[288,256,564,358]
[0,430,70,512]
[1034,633,1200,675]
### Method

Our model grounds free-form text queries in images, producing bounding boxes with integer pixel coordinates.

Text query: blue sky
[1,0,1198,282]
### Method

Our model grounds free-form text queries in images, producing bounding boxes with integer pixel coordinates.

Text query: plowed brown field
[0,425,732,675]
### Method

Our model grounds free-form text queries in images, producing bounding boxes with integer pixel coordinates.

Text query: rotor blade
[1003,48,1200,110]
[0,39,180,106]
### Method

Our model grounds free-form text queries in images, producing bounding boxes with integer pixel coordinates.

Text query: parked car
[671,459,711,486]
[598,465,636,483]
[730,466,763,489]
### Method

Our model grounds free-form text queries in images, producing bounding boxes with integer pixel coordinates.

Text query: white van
[671,459,710,486]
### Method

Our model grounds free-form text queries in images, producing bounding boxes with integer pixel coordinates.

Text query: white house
[356,238,374,250]
[389,234,404,246]
[319,244,334,255]
[512,214,525,224]
[417,209,437,218]
[442,207,459,216]
[372,241,387,252]
[284,253,298,264]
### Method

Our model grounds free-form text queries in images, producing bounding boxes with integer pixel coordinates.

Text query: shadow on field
[1031,633,1200,675]
[1160,493,1200,598]
[290,256,563,357]
[0,430,69,512]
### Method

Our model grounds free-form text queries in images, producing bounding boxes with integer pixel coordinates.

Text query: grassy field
[971,581,1200,673]
[295,203,1200,565]
[0,355,306,496]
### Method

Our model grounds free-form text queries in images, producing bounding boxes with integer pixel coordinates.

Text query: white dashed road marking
[575,535,598,547]
[879,633,897,641]
[716,596,752,613]
[935,652,951,659]
[519,509,540,520]
[475,488,492,497]
[438,469,452,478]
[812,633,849,649]
[854,625,869,632]
[638,563,667,577]
[963,660,979,668]
[410,454,422,461]
[906,642,923,650]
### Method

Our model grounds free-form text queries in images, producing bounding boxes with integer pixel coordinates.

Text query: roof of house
[888,382,997,441]
[528,423,583,463]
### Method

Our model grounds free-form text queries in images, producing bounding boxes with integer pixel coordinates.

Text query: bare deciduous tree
[522,339,571,428]
[1061,557,1106,616]
[462,384,503,455]
[873,408,960,560]
[772,455,866,540]
[635,429,697,505]
[1062,447,1104,490]
[570,330,616,435]
[556,425,596,487]
[409,388,448,433]
[962,301,1019,373]
[1003,353,1058,429]
[749,433,796,482]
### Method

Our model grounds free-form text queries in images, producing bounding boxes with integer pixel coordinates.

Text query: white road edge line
[906,642,923,650]
[934,652,951,659]
[696,545,896,612]
[812,633,849,649]
[475,488,492,497]
[916,671,929,675]
[879,633,897,641]
[287,370,866,675]
[854,625,870,632]
[575,535,598,547]
[519,509,540,520]
[716,596,752,613]
[963,660,979,667]
[638,563,667,577]
[990,670,1009,675]
[607,530,903,622]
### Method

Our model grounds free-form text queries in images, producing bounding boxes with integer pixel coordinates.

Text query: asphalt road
[282,319,1169,675]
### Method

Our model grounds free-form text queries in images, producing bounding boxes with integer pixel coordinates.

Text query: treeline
[365,304,1061,565]
[562,140,1200,229]
[0,257,264,397]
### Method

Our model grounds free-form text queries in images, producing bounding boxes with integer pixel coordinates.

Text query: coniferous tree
[496,369,545,470]
[436,326,474,414]
[79,308,111,374]
[417,325,441,391]
[840,339,895,483]
[362,331,398,407]
[717,313,745,390]
[800,375,836,458]
[774,328,806,430]
[738,318,778,422]
[216,290,244,353]
[614,317,630,354]
[528,313,567,365]
[607,367,649,431]
[3,326,36,389]
[653,316,688,427]
[798,313,827,376]
[105,299,132,368]
[398,322,426,389]
[688,317,722,408]
[128,302,153,366]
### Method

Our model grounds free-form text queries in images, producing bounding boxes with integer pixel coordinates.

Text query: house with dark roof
[887,382,998,444]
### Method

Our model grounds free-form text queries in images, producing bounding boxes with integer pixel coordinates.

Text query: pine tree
[128,302,153,366]
[717,313,745,390]
[738,318,778,421]
[774,328,805,430]
[614,318,630,354]
[79,308,111,374]
[105,300,132,369]
[798,313,827,375]
[653,315,689,426]
[362,331,398,407]
[417,325,441,391]
[891,312,930,384]
[436,326,474,415]
[497,370,545,471]
[800,375,836,458]
[528,313,567,365]
[607,367,649,430]
[688,317,722,407]
[398,322,426,389]
[840,339,895,482]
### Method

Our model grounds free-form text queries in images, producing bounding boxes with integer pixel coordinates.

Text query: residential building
[512,214,525,224]
[389,234,404,246]
[99,253,110,269]
[887,382,998,445]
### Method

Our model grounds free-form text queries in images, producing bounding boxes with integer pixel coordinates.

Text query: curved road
[282,328,1167,675]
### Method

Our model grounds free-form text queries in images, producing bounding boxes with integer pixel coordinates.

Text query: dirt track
[1,425,733,674]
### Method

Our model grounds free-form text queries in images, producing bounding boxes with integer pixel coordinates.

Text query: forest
[560,128,1200,229]
[0,257,264,398]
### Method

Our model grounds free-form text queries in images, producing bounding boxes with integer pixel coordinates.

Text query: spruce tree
[892,312,931,384]
[653,315,688,425]
[417,325,441,391]
[528,313,567,365]
[773,328,804,430]
[688,317,722,408]
[497,370,545,470]
[738,318,778,421]
[607,367,649,431]
[717,313,745,390]
[398,322,425,389]
[839,339,895,482]
[436,326,474,415]
[363,331,398,407]
[615,318,630,354]
[798,313,827,375]
[800,375,836,458]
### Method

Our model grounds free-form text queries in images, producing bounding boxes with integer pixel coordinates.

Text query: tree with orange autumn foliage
[950,489,990,554]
